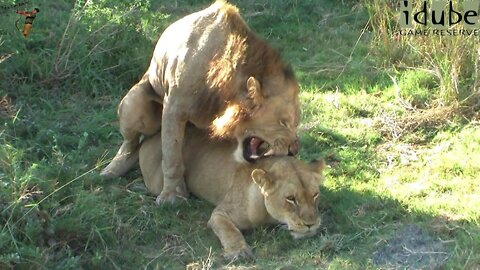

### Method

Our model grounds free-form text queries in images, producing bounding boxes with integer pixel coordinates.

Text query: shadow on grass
[292,125,479,268]
[221,186,479,269]
[312,187,479,269]
[299,125,347,161]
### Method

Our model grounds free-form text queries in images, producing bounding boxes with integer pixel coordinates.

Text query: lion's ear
[247,76,263,105]
[309,159,325,184]
[251,169,273,195]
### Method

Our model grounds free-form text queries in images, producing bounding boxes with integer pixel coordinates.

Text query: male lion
[140,127,324,259]
[101,1,301,203]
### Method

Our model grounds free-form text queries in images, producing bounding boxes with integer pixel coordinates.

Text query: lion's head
[250,157,325,239]
[208,63,301,163]
[206,7,301,163]
[211,75,300,163]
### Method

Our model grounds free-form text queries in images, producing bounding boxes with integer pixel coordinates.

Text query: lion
[140,127,325,259]
[100,1,301,204]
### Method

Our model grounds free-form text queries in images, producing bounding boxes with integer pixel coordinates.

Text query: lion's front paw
[224,246,254,262]
[156,178,189,204]
[156,189,189,204]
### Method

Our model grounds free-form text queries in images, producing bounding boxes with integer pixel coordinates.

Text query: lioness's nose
[303,222,316,229]
[288,138,300,156]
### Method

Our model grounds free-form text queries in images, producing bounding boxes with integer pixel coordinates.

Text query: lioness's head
[251,157,325,239]
[212,75,300,163]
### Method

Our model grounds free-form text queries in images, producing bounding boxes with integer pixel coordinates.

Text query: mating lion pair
[101,1,325,259]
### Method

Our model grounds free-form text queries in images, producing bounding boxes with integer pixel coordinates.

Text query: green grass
[1,0,479,269]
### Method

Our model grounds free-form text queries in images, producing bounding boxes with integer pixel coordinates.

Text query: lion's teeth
[264,148,275,156]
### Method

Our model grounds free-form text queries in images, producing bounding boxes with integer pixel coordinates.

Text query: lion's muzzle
[288,137,300,156]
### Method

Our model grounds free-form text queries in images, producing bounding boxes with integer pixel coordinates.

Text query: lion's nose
[288,138,300,156]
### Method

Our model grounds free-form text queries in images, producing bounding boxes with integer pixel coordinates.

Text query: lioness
[140,127,324,259]
[101,1,301,204]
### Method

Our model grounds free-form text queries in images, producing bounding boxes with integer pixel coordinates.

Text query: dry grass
[0,95,16,119]
[375,105,457,140]
[375,92,480,141]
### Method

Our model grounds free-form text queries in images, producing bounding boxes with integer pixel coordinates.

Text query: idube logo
[399,0,480,36]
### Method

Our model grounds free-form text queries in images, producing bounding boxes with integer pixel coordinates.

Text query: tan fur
[140,127,324,259]
[101,1,301,204]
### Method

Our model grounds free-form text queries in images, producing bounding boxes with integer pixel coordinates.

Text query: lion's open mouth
[243,137,274,162]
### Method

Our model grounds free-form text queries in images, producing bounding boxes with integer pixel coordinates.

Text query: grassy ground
[1,0,479,269]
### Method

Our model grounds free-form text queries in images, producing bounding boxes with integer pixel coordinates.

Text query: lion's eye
[313,193,319,200]
[286,196,296,205]
[280,120,289,128]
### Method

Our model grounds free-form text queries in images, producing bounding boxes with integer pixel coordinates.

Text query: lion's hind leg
[101,75,163,178]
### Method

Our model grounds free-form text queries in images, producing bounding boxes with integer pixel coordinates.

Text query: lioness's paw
[224,247,254,262]
[156,190,189,204]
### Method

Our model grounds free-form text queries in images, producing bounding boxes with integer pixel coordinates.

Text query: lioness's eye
[286,196,296,205]
[313,193,319,200]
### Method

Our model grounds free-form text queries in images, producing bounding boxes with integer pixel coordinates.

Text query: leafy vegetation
[1,0,479,269]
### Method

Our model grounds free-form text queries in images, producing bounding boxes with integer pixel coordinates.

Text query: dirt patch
[373,224,449,269]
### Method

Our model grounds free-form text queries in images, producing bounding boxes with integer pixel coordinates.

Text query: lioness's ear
[309,159,325,184]
[247,77,263,105]
[251,169,273,195]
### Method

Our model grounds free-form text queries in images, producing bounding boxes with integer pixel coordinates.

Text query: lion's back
[147,1,234,99]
